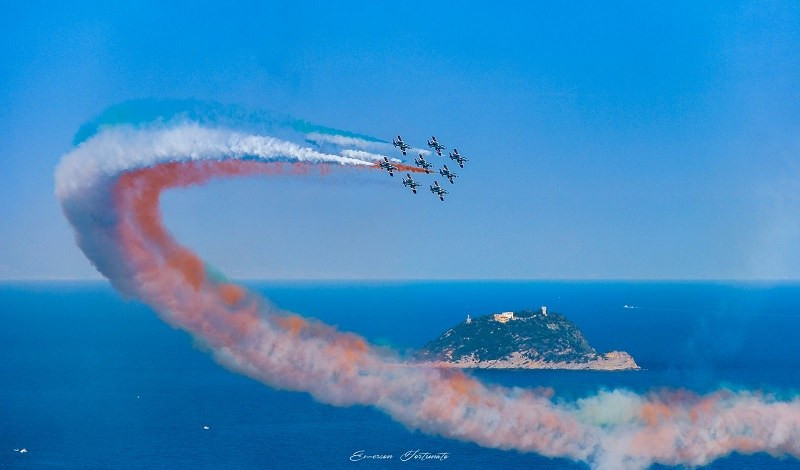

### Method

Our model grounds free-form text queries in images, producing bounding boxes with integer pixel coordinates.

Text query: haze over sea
[2,281,799,469]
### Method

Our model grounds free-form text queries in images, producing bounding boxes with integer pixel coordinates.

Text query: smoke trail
[306,132,431,157]
[56,114,800,469]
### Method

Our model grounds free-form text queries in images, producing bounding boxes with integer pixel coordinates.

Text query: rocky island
[414,307,639,371]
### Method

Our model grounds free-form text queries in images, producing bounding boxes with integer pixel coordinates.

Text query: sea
[2,281,800,469]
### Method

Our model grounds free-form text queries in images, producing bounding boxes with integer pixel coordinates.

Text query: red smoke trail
[96,156,800,469]
[108,158,593,455]
[113,158,423,309]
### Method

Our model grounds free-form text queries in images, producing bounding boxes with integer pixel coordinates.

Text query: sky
[1,1,799,280]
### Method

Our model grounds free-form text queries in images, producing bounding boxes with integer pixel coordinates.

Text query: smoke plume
[55,117,800,469]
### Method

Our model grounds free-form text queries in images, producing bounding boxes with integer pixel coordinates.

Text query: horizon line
[1,277,799,284]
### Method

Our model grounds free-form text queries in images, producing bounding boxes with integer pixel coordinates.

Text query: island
[414,306,639,371]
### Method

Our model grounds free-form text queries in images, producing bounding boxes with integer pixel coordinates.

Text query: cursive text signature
[350,449,450,462]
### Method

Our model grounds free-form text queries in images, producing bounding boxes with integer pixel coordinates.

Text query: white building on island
[493,311,514,323]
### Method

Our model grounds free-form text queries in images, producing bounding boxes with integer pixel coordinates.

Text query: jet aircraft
[448,148,468,168]
[414,154,434,173]
[429,181,448,201]
[427,136,446,156]
[379,157,398,176]
[392,135,412,155]
[402,174,421,194]
[439,164,458,184]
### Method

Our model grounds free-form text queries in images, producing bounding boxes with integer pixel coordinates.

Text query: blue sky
[1,1,799,280]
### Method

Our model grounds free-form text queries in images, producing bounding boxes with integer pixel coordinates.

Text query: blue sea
[2,281,800,469]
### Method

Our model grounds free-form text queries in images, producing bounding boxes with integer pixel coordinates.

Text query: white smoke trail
[56,124,373,200]
[339,148,401,163]
[306,131,431,156]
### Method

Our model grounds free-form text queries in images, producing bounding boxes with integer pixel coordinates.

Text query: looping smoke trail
[56,118,800,469]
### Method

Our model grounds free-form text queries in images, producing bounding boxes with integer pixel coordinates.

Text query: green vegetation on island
[415,308,639,370]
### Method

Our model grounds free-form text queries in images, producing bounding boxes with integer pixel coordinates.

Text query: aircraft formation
[386,135,469,201]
